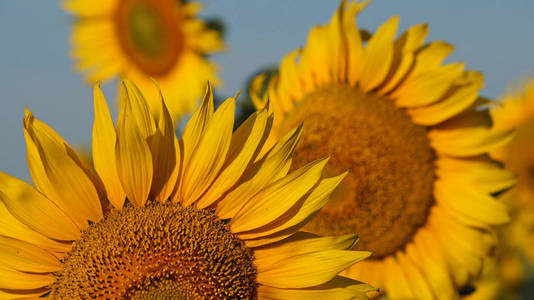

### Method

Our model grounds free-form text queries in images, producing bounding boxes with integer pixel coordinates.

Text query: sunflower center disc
[114,0,184,77]
[280,84,435,259]
[52,203,257,299]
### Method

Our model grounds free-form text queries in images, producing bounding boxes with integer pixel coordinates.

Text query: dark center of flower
[51,202,257,299]
[280,84,435,259]
[114,0,184,77]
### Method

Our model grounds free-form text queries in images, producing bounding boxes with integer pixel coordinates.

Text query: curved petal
[434,179,509,226]
[216,125,302,219]
[0,288,49,299]
[395,63,465,107]
[378,23,428,94]
[0,236,62,273]
[396,251,434,300]
[115,102,153,207]
[92,84,125,209]
[383,256,414,299]
[256,249,371,289]
[0,201,70,254]
[175,84,214,200]
[254,232,358,264]
[119,80,156,139]
[237,173,347,239]
[436,156,516,193]
[406,228,456,300]
[408,73,483,126]
[149,96,179,203]
[23,110,102,228]
[429,111,516,157]
[257,276,373,300]
[344,0,368,85]
[231,157,328,233]
[0,264,55,290]
[197,108,272,208]
[359,16,399,92]
[181,97,235,206]
[0,172,79,241]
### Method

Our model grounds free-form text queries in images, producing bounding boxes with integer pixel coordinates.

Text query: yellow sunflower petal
[256,249,371,289]
[254,232,358,264]
[403,41,455,79]
[215,124,302,219]
[237,173,347,239]
[383,256,414,299]
[359,16,399,92]
[430,126,515,157]
[231,157,328,233]
[181,97,235,206]
[149,94,179,203]
[0,289,49,299]
[437,156,516,193]
[0,264,55,290]
[115,83,154,207]
[197,108,272,209]
[0,172,79,241]
[435,179,509,226]
[23,110,102,227]
[243,222,311,249]
[301,24,333,87]
[0,201,70,254]
[120,80,156,139]
[278,50,304,105]
[0,236,62,273]
[378,23,428,94]
[396,251,434,300]
[344,0,369,85]
[92,84,126,209]
[395,62,465,107]
[257,276,372,300]
[174,84,214,200]
[429,212,487,286]
[408,72,483,125]
[406,228,456,300]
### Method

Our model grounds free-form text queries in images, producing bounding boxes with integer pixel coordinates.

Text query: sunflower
[250,1,515,298]
[490,79,534,285]
[0,80,376,299]
[63,0,224,121]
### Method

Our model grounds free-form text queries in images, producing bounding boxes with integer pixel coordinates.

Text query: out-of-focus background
[1,0,534,181]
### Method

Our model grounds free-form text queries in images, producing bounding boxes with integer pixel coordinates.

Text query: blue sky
[1,0,534,179]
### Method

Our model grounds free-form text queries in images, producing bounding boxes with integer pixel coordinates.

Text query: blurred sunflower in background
[0,80,375,299]
[251,1,515,298]
[485,79,534,297]
[63,0,224,121]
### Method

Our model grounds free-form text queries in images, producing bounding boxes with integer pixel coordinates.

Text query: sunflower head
[492,79,534,201]
[0,80,375,299]
[251,1,514,298]
[489,79,534,288]
[64,0,225,121]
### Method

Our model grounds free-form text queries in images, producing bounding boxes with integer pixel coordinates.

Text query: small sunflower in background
[490,79,534,290]
[0,80,375,299]
[251,1,515,298]
[63,0,224,122]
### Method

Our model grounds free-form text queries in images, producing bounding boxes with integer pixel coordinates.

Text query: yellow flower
[63,0,224,121]
[250,1,514,298]
[490,79,534,285]
[0,80,375,299]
